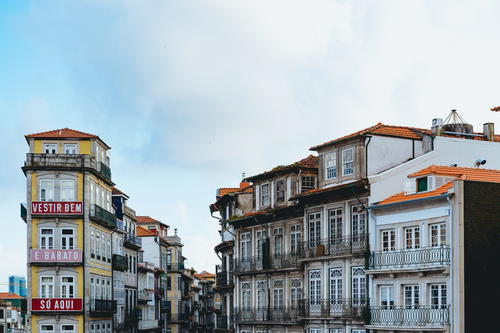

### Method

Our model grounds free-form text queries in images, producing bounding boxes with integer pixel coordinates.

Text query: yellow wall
[31,315,84,333]
[32,139,92,155]
[31,266,84,297]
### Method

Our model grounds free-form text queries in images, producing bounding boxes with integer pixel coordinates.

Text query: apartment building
[0,293,26,333]
[192,272,216,333]
[22,128,117,333]
[8,276,27,298]
[228,156,319,333]
[210,182,253,333]
[366,166,500,333]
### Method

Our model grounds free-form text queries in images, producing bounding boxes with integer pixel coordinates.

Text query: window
[40,276,54,298]
[325,152,337,179]
[64,144,77,154]
[61,228,75,249]
[261,183,270,207]
[351,205,367,243]
[329,269,342,303]
[290,279,302,306]
[0,308,4,319]
[40,180,54,201]
[309,328,322,333]
[380,285,394,308]
[430,223,446,246]
[256,230,267,258]
[96,231,101,259]
[40,228,54,250]
[308,212,321,246]
[309,270,321,305]
[352,267,366,304]
[275,180,285,203]
[301,176,315,192]
[274,228,283,255]
[61,276,75,298]
[273,280,284,308]
[240,233,252,259]
[416,177,428,192]
[43,143,57,154]
[342,148,354,176]
[405,227,420,249]
[404,285,419,308]
[241,282,251,308]
[60,180,75,201]
[290,225,301,253]
[328,208,343,240]
[167,276,171,290]
[381,230,395,252]
[329,330,344,333]
[40,325,55,333]
[430,284,447,308]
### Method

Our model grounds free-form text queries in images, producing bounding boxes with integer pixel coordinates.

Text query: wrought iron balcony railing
[216,271,234,288]
[138,290,154,303]
[90,299,117,315]
[368,305,450,327]
[299,234,368,259]
[168,313,189,322]
[234,252,300,274]
[112,254,129,271]
[90,204,117,229]
[124,233,142,249]
[234,307,301,323]
[367,246,451,270]
[98,161,112,181]
[298,298,368,319]
[216,315,228,329]
[167,262,185,272]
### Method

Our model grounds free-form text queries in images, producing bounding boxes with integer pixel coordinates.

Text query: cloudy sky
[1,0,500,291]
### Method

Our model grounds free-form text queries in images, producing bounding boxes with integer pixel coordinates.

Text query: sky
[1,0,500,291]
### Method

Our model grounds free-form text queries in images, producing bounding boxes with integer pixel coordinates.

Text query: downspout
[365,136,372,179]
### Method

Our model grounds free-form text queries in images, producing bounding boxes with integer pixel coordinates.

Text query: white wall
[369,136,500,203]
[141,237,160,267]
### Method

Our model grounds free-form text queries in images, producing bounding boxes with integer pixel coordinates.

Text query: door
[309,270,321,316]
[329,268,343,315]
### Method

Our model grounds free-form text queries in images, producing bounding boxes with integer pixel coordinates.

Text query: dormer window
[44,143,57,154]
[275,180,285,203]
[342,148,354,176]
[261,183,270,207]
[301,176,315,192]
[416,177,428,192]
[325,152,337,179]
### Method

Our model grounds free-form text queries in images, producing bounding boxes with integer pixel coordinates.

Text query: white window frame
[39,179,55,202]
[40,227,54,250]
[240,233,252,259]
[308,212,321,246]
[61,227,75,250]
[325,152,337,179]
[261,183,270,207]
[329,268,342,302]
[275,179,285,203]
[273,286,284,308]
[43,143,57,154]
[430,284,447,309]
[63,143,78,154]
[379,285,394,308]
[40,275,54,298]
[60,179,76,201]
[352,267,366,305]
[405,226,420,249]
[61,275,75,298]
[273,227,283,256]
[290,225,301,253]
[309,270,321,305]
[404,284,420,308]
[381,229,396,252]
[40,325,55,333]
[430,223,447,247]
[328,207,343,240]
[342,148,354,176]
[351,205,367,242]
[61,324,75,333]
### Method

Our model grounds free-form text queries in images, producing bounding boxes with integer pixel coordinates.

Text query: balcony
[234,252,300,275]
[216,271,234,289]
[90,204,117,229]
[23,153,113,184]
[367,306,450,330]
[168,313,189,322]
[112,254,129,271]
[124,233,142,249]
[235,307,301,324]
[160,301,169,313]
[98,161,112,181]
[298,298,368,320]
[20,203,27,222]
[30,249,83,265]
[138,319,159,330]
[367,246,451,274]
[89,299,117,316]
[138,290,154,303]
[216,315,228,329]
[299,234,368,260]
[166,262,185,272]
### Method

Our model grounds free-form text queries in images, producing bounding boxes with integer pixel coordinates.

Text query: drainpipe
[365,136,371,178]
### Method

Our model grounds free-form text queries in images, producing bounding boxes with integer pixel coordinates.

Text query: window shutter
[255,185,260,210]
[428,176,436,191]
[404,179,416,195]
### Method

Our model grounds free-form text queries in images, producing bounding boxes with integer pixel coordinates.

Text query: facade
[8,277,27,298]
[367,166,500,333]
[22,128,117,333]
[192,272,216,333]
[210,111,500,333]
[0,293,26,333]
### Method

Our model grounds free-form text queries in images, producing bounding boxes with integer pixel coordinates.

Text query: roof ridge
[25,127,98,138]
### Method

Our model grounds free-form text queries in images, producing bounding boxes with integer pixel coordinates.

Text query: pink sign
[31,202,83,215]
[30,249,82,262]
[32,298,83,312]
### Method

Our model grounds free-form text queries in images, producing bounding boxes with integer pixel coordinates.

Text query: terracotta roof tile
[378,182,454,205]
[491,106,500,112]
[311,123,429,150]
[244,155,319,181]
[137,216,161,223]
[0,292,23,299]
[218,188,240,196]
[25,128,111,148]
[136,226,157,236]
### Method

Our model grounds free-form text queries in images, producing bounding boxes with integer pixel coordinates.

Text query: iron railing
[167,262,185,272]
[235,307,301,323]
[299,234,369,259]
[168,313,189,322]
[216,315,228,329]
[216,271,234,288]
[138,290,154,303]
[298,298,368,319]
[112,254,128,271]
[90,204,117,229]
[234,252,300,274]
[367,246,451,270]
[369,306,450,327]
[124,233,142,249]
[98,161,112,181]
[90,299,117,314]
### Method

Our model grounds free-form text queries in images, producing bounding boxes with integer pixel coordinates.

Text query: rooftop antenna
[444,109,467,124]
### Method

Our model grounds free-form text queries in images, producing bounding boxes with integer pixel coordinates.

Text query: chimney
[483,123,495,141]
[240,182,250,189]
[174,228,178,236]
[431,118,444,135]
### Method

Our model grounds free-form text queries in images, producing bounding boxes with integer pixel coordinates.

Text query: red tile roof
[310,123,429,151]
[136,226,157,236]
[0,292,23,299]
[112,187,129,197]
[491,106,500,112]
[137,216,161,223]
[25,128,111,148]
[377,165,500,205]
[244,155,319,181]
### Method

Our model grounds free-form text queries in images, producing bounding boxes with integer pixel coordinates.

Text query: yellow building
[22,128,117,333]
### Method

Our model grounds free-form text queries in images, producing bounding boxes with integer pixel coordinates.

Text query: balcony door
[309,270,321,315]
[329,268,342,315]
[308,212,321,247]
[351,267,366,306]
[379,285,394,309]
[329,208,343,253]
[240,233,252,270]
[351,205,367,248]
